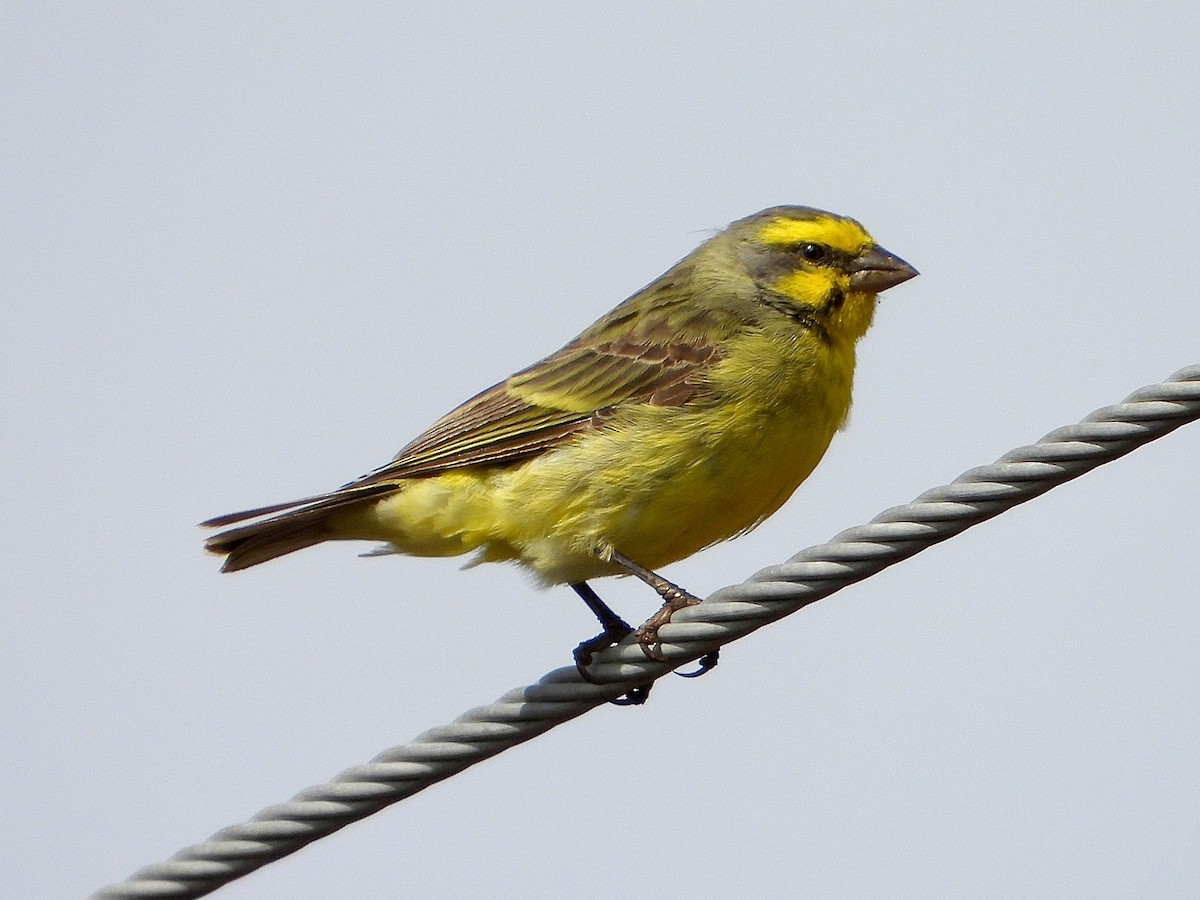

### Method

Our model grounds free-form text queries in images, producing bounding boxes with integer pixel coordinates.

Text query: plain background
[4,4,1198,898]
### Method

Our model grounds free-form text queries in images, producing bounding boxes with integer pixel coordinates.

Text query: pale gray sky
[4,4,1198,898]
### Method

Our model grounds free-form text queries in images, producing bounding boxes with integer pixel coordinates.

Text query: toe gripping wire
[92,364,1200,900]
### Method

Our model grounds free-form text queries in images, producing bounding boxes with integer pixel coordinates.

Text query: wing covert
[348,337,720,485]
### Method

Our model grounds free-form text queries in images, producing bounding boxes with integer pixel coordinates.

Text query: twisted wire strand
[93,364,1200,899]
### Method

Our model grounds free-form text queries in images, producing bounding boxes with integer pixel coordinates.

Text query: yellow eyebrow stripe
[756,215,873,253]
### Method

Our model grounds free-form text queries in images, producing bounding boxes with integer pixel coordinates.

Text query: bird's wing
[350,336,721,484]
[200,336,723,532]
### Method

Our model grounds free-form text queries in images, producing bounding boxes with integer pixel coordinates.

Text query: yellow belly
[352,327,856,585]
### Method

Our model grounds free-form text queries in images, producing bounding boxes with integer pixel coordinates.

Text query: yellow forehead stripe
[757,215,873,253]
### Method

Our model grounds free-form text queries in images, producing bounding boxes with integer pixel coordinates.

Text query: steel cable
[93,363,1200,899]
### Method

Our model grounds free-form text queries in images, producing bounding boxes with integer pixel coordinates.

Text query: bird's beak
[847,244,919,293]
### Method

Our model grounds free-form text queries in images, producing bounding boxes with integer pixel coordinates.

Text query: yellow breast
[483,324,857,583]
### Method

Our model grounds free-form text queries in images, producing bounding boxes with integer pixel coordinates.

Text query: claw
[608,683,653,705]
[573,630,654,705]
[674,650,719,678]
[636,627,668,662]
[573,621,633,684]
[630,576,703,663]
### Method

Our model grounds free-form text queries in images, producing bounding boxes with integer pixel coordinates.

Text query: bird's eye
[798,242,829,263]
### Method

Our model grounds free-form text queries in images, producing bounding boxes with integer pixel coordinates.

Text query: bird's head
[731,206,918,342]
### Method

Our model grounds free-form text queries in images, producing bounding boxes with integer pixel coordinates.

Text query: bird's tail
[201,484,398,572]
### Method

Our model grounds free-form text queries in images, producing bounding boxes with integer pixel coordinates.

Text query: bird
[202,206,917,691]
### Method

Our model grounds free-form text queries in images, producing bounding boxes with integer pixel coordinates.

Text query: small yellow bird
[203,206,917,683]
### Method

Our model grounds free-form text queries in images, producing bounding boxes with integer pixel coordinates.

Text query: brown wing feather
[370,385,586,478]
[348,337,720,485]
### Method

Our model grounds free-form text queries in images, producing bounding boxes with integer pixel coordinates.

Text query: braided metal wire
[93,364,1200,899]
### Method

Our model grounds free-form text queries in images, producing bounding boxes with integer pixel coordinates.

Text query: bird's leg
[570,582,652,705]
[599,545,717,670]
[571,582,633,677]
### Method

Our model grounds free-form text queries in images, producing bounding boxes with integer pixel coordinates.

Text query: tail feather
[202,484,398,572]
[200,495,338,529]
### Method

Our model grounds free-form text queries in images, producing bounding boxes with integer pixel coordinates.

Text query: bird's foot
[634,582,704,661]
[574,626,654,705]
[573,620,633,683]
